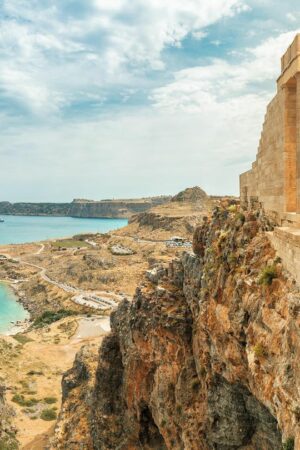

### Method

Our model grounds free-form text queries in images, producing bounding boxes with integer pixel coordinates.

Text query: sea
[0,215,127,245]
[0,283,28,334]
[0,215,128,334]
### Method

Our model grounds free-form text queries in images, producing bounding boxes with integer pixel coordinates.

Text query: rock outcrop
[127,187,214,240]
[69,198,170,219]
[171,186,209,203]
[55,204,300,449]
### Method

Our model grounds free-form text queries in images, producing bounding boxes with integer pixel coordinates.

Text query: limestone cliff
[0,196,170,219]
[54,204,300,449]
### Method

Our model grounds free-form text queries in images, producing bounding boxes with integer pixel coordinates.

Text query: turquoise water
[0,215,128,333]
[0,283,29,334]
[0,215,128,245]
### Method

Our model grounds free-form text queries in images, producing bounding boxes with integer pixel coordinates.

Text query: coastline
[0,215,128,247]
[1,318,31,336]
[0,280,31,336]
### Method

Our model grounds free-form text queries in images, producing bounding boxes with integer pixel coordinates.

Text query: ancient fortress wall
[240,34,300,284]
[240,93,286,214]
[240,34,300,221]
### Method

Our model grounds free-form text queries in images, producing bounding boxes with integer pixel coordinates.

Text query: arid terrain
[0,187,212,449]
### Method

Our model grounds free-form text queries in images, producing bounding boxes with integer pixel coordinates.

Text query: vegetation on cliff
[54,202,300,449]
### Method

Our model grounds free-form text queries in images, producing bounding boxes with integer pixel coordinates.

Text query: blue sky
[1,0,300,201]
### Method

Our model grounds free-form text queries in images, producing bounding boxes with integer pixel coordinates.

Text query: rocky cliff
[0,197,170,219]
[54,204,300,449]
[69,197,170,219]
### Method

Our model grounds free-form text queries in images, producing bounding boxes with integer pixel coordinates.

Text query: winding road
[2,245,125,311]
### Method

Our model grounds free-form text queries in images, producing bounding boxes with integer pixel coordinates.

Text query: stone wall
[240,34,300,219]
[268,227,300,285]
[240,93,285,216]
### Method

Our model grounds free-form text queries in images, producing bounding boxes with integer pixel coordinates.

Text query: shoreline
[0,213,130,220]
[0,280,32,336]
[0,220,127,248]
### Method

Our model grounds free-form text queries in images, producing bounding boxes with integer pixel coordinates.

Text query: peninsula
[0,196,171,219]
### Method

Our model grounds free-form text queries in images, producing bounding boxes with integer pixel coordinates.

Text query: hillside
[118,186,226,240]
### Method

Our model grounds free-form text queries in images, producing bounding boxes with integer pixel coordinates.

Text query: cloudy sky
[1,0,300,201]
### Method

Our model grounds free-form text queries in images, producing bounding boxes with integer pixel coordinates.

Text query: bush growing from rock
[40,408,57,421]
[283,437,294,450]
[253,343,267,358]
[258,265,277,286]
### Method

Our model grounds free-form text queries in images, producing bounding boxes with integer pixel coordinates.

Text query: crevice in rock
[139,403,167,450]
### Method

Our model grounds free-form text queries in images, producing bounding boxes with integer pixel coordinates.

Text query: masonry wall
[240,90,286,216]
[268,227,300,285]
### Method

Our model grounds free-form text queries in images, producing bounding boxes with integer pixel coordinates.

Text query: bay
[0,283,29,334]
[0,215,127,333]
[0,215,127,245]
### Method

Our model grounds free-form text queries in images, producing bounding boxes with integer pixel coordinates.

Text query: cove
[0,216,128,245]
[0,283,28,334]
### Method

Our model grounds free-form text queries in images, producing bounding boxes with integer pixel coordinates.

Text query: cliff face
[69,198,170,219]
[56,205,300,449]
[0,202,71,216]
[0,197,170,219]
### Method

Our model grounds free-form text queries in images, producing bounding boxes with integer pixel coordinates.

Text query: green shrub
[12,394,39,407]
[32,310,77,328]
[51,239,90,249]
[258,265,277,286]
[236,212,246,224]
[40,408,57,421]
[13,334,33,345]
[282,437,294,450]
[227,204,237,213]
[43,397,57,404]
[27,370,44,376]
[176,405,182,415]
[227,253,237,265]
[0,438,19,450]
[253,343,267,358]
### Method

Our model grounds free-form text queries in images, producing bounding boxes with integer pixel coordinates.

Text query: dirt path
[34,244,45,255]
[2,251,126,310]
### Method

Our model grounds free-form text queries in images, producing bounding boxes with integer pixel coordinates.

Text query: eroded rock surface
[56,205,300,449]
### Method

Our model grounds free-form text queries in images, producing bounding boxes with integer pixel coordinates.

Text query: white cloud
[151,30,300,113]
[1,2,299,201]
[0,102,264,201]
[0,0,249,113]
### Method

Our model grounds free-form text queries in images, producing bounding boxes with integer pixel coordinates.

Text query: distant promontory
[0,196,171,219]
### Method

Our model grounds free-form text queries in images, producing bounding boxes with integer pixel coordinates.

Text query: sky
[1,0,300,202]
